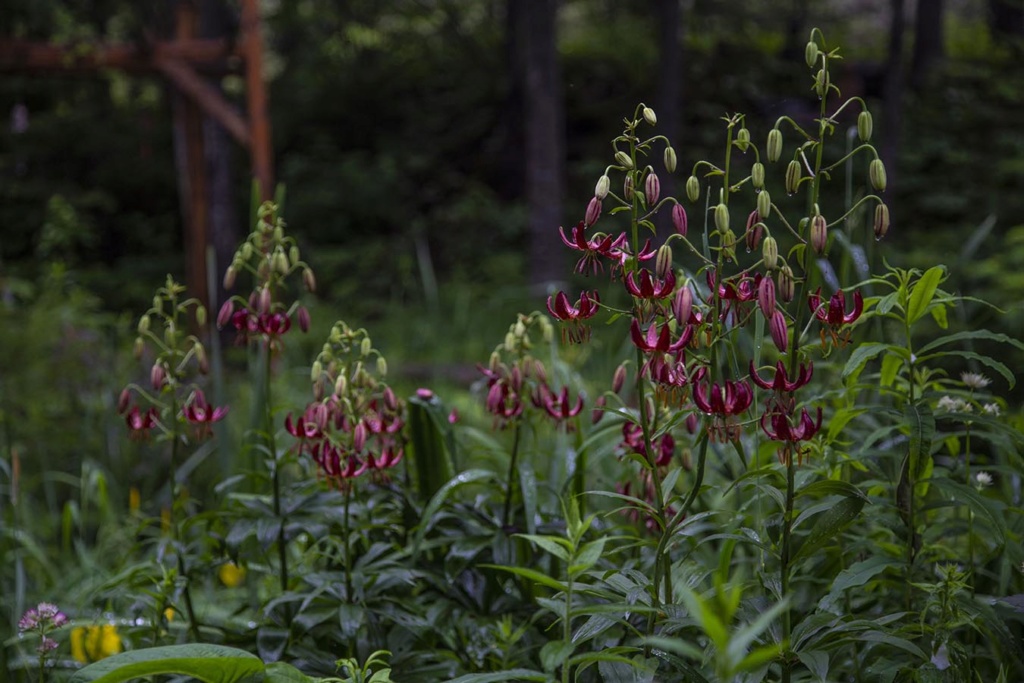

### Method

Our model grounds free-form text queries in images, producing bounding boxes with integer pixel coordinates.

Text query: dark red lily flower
[621,422,676,468]
[259,312,292,336]
[706,269,759,323]
[625,269,676,300]
[610,239,657,274]
[126,406,159,439]
[761,407,822,465]
[750,360,814,393]
[313,442,368,488]
[630,319,691,354]
[558,221,628,275]
[532,384,584,428]
[485,381,523,428]
[808,288,864,347]
[183,389,229,425]
[692,375,753,442]
[546,290,600,344]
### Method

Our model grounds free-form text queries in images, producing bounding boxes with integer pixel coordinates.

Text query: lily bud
[303,268,317,293]
[290,245,301,267]
[645,172,661,205]
[612,363,628,394]
[814,68,830,98]
[297,306,311,333]
[360,337,372,357]
[770,310,788,352]
[869,158,887,192]
[642,106,657,126]
[273,249,289,275]
[655,244,673,279]
[117,388,131,414]
[377,356,388,376]
[758,275,776,319]
[714,203,729,234]
[592,395,606,425]
[664,146,677,173]
[623,174,635,201]
[785,160,801,195]
[778,264,796,302]
[273,224,284,242]
[258,287,272,315]
[757,189,771,219]
[594,174,610,200]
[686,175,700,202]
[767,129,783,163]
[672,204,688,236]
[745,217,764,252]
[151,363,166,390]
[736,127,751,152]
[762,235,779,270]
[133,337,144,359]
[721,228,737,262]
[751,162,765,190]
[673,286,693,326]
[138,315,151,336]
[196,344,209,374]
[585,197,602,227]
[810,214,828,254]
[614,151,633,169]
[874,203,890,240]
[223,265,237,290]
[241,242,253,260]
[805,40,820,68]
[195,305,207,327]
[334,372,346,396]
[858,110,873,142]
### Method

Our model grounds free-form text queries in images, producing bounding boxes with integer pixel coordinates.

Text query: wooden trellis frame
[0,0,273,310]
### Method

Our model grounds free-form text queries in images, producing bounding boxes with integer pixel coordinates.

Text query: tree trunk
[910,0,944,90]
[519,0,565,288]
[882,0,906,196]
[653,0,682,241]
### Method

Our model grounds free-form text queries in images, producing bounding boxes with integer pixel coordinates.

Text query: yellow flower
[128,487,141,514]
[219,562,246,588]
[70,624,122,664]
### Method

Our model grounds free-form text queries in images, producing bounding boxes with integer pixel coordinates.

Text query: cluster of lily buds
[219,201,314,352]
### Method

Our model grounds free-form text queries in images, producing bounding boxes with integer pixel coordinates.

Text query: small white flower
[936,396,960,412]
[983,402,1001,416]
[975,471,993,488]
[961,372,991,390]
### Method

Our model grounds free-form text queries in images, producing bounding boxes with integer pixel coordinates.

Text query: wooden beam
[241,0,274,201]
[0,38,241,74]
[156,56,249,146]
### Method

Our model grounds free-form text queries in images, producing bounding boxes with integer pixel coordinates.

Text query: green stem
[562,574,573,683]
[265,344,288,594]
[344,484,353,602]
[168,395,201,642]
[501,421,522,529]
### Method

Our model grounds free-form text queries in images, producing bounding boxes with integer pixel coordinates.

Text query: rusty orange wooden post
[241,0,273,203]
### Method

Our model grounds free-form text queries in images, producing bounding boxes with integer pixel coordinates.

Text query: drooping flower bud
[721,229,737,262]
[117,388,131,414]
[663,146,677,173]
[758,190,772,221]
[258,287,272,315]
[612,363,628,394]
[303,268,317,293]
[273,249,289,275]
[805,40,820,68]
[195,305,207,327]
[858,110,873,142]
[745,211,763,252]
[762,235,779,270]
[758,275,776,319]
[736,127,751,152]
[869,158,887,192]
[686,175,700,202]
[645,172,661,206]
[785,160,802,194]
[216,300,234,329]
[594,174,610,200]
[360,337,372,357]
[585,197,602,227]
[241,242,253,260]
[642,106,657,126]
[672,204,688,236]
[623,174,635,201]
[195,343,209,374]
[614,151,633,169]
[133,337,144,359]
[138,315,151,336]
[655,244,673,280]
[770,310,788,352]
[767,129,783,163]
[751,162,765,190]
[290,245,301,267]
[814,68,830,98]
[377,356,388,376]
[334,372,346,396]
[673,286,693,326]
[297,306,311,333]
[778,264,796,302]
[592,395,607,425]
[810,214,828,254]
[874,202,890,240]
[151,363,166,390]
[714,203,730,234]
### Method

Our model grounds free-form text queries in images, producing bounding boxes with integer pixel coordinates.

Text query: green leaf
[570,536,608,576]
[479,564,567,592]
[818,556,900,613]
[880,353,902,387]
[929,477,1006,543]
[412,469,498,553]
[929,302,948,329]
[793,495,865,563]
[841,343,889,383]
[264,662,314,683]
[407,393,456,502]
[907,265,944,325]
[797,480,869,502]
[518,534,571,562]
[916,350,1016,389]
[916,329,1024,355]
[796,650,829,682]
[67,644,264,683]
[727,597,789,666]
[540,640,574,672]
[447,669,552,683]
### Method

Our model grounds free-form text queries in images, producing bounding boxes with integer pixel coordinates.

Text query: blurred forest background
[1,0,1023,386]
